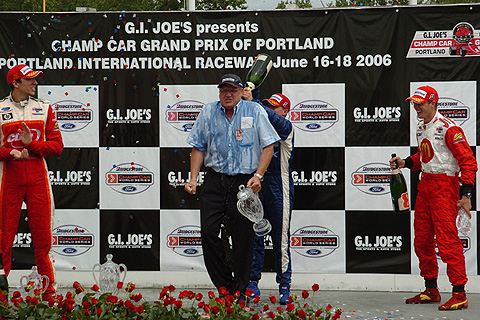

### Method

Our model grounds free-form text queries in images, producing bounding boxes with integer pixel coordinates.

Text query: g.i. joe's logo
[165,100,204,132]
[105,162,154,195]
[288,99,339,132]
[351,162,391,195]
[291,225,339,258]
[53,100,94,132]
[166,225,202,257]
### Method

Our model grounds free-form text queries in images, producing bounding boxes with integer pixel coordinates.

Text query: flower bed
[0,281,342,319]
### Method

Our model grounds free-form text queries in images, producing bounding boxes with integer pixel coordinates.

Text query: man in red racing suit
[391,85,477,311]
[0,64,63,300]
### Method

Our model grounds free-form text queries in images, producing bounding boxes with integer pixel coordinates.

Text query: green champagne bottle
[390,153,410,213]
[0,254,8,293]
[245,53,273,90]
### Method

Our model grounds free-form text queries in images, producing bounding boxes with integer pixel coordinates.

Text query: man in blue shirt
[185,74,280,298]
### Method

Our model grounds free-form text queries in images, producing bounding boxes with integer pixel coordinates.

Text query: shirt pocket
[239,128,254,147]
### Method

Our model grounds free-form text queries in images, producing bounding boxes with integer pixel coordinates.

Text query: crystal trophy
[20,266,49,294]
[92,254,127,294]
[237,184,272,236]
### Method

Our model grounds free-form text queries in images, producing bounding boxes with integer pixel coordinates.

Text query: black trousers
[200,169,255,294]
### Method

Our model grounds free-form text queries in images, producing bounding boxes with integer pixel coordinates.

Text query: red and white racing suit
[0,94,63,291]
[406,111,477,286]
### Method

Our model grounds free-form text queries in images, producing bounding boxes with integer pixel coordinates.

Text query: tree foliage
[276,0,313,9]
[195,0,247,10]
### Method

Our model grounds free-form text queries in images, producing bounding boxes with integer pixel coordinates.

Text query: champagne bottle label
[397,192,410,211]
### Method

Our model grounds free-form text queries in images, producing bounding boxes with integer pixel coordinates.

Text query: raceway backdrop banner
[0,5,479,275]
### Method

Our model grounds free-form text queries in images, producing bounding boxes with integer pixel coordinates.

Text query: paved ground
[101,288,477,320]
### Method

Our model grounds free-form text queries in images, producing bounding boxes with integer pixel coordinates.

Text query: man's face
[268,105,288,118]
[219,85,242,109]
[14,78,38,97]
[412,100,436,122]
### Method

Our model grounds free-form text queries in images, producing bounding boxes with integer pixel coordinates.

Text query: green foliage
[195,0,247,10]
[276,0,313,9]
[328,0,409,7]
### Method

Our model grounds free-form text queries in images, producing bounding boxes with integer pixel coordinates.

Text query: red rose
[263,304,269,311]
[326,304,332,311]
[73,281,81,289]
[252,314,260,320]
[175,300,183,308]
[312,283,319,291]
[298,309,307,318]
[96,308,102,315]
[301,290,309,299]
[195,293,203,301]
[286,303,295,312]
[315,309,322,317]
[245,288,253,297]
[208,291,215,299]
[106,295,118,304]
[226,307,233,315]
[126,282,135,292]
[253,296,260,304]
[277,306,283,313]
[117,282,123,289]
[211,306,220,314]
[90,284,100,292]
[268,311,276,319]
[269,295,276,304]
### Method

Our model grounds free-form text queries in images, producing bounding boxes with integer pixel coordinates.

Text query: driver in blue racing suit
[243,89,294,304]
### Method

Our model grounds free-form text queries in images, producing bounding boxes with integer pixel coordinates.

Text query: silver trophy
[20,266,49,294]
[237,184,272,236]
[92,254,127,294]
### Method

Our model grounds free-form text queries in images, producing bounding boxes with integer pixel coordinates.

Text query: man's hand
[10,149,29,160]
[242,87,253,101]
[458,198,472,218]
[185,180,197,195]
[18,122,33,145]
[389,155,405,170]
[246,176,261,194]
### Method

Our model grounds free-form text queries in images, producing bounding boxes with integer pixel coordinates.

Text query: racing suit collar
[9,92,30,108]
[423,111,440,129]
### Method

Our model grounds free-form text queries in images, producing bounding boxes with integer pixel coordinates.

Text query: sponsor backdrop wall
[0,5,479,281]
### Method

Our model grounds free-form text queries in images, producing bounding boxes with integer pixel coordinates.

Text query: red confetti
[65,92,69,96]
[176,94,179,98]
[72,266,76,270]
[164,88,167,92]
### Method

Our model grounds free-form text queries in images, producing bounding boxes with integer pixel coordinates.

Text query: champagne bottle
[245,53,273,90]
[390,153,410,213]
[0,254,8,293]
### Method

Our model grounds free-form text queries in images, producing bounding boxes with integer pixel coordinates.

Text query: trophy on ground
[92,254,127,294]
[20,266,49,294]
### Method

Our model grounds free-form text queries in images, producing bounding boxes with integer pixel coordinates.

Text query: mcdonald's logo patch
[420,138,434,163]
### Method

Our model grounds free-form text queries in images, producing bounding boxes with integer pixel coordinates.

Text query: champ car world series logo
[434,97,470,126]
[351,162,391,195]
[291,225,339,258]
[105,162,154,195]
[166,225,203,257]
[165,100,204,132]
[52,224,94,256]
[288,99,339,132]
[52,100,94,132]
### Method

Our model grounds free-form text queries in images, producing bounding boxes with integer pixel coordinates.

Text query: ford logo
[183,248,198,255]
[183,123,193,130]
[306,123,320,129]
[61,123,76,129]
[306,249,321,256]
[122,186,137,192]
[63,248,77,254]
[369,186,385,193]
[1,107,10,111]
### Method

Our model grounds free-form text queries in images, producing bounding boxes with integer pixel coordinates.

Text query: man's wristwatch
[463,192,473,199]
[254,173,264,182]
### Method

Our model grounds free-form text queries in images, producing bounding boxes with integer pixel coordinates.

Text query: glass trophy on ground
[20,266,49,294]
[237,184,272,236]
[92,254,127,294]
